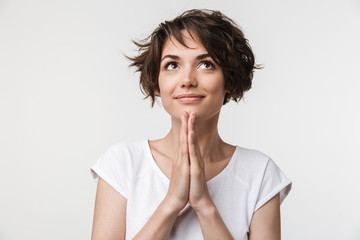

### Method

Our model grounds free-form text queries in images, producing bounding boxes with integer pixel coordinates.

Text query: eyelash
[164,60,216,70]
[165,62,179,70]
[200,60,215,70]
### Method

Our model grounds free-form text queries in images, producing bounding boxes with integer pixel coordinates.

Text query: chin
[167,108,221,122]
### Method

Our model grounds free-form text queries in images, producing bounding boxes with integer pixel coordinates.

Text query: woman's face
[158,31,226,122]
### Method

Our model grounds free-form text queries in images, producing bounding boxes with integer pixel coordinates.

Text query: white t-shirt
[91,140,292,240]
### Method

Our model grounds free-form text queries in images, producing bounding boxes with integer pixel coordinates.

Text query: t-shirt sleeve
[253,158,292,212]
[90,144,129,199]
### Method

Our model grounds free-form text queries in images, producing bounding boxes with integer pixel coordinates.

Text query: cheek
[158,78,171,97]
[207,75,226,96]
[158,76,175,106]
[158,71,180,92]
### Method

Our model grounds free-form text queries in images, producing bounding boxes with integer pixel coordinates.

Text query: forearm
[133,198,180,240]
[195,201,234,240]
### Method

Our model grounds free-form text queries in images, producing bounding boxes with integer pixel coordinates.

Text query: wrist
[192,197,216,215]
[161,196,185,215]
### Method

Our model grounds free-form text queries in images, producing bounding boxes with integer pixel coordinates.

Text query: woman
[91,9,292,240]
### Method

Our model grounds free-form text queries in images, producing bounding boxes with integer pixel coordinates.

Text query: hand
[187,112,213,212]
[164,112,190,212]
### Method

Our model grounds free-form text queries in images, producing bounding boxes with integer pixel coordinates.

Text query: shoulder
[94,140,150,178]
[104,140,147,155]
[91,140,154,198]
[230,146,291,194]
[231,146,271,178]
[231,146,292,211]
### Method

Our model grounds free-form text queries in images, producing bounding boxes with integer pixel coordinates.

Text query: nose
[180,67,197,88]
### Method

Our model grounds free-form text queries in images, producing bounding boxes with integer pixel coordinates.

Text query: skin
[91,31,281,240]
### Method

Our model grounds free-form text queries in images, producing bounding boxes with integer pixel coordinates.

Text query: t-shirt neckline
[144,139,239,185]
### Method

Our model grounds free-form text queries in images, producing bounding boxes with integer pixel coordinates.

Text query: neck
[162,112,225,162]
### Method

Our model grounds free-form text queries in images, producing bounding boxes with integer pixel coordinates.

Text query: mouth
[175,94,205,104]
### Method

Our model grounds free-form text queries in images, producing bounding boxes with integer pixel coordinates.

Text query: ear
[154,89,160,97]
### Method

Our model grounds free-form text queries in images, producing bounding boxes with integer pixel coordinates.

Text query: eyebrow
[161,53,211,62]
[196,53,211,60]
[161,55,179,62]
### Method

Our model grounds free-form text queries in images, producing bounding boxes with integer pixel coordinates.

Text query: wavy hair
[127,9,261,106]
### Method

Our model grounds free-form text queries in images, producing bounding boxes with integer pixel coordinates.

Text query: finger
[190,113,202,161]
[188,112,202,169]
[188,112,196,153]
[181,111,189,142]
[187,112,195,137]
[180,112,189,163]
[182,111,189,135]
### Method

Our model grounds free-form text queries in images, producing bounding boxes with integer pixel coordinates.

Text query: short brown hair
[128,9,261,106]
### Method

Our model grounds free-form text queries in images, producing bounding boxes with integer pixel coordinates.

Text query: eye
[199,61,215,70]
[165,62,179,71]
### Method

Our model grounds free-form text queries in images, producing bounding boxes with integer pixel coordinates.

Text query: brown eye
[199,61,215,70]
[165,62,179,70]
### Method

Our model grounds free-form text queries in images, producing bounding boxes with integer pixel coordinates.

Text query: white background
[1,0,359,239]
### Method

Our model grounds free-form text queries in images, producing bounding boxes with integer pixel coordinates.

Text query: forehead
[161,30,207,57]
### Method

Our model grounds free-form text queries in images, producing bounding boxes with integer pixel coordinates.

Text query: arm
[133,112,191,239]
[132,198,181,240]
[91,177,127,240]
[92,167,185,240]
[137,112,234,240]
[194,201,234,240]
[249,193,281,240]
[187,112,233,240]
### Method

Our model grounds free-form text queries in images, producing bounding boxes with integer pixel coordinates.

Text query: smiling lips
[175,94,205,104]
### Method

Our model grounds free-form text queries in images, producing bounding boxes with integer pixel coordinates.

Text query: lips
[175,94,205,104]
